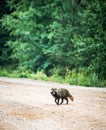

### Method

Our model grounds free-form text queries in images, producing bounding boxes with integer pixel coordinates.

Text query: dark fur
[51,88,74,105]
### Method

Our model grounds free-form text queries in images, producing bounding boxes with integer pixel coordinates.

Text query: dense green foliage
[0,0,106,87]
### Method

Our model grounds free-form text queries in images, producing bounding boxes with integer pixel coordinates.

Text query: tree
[1,0,55,72]
[0,0,11,66]
[76,0,106,78]
[1,0,106,79]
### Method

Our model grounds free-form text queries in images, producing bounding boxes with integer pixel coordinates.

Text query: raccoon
[51,88,74,105]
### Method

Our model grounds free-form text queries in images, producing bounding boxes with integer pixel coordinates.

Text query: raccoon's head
[51,88,57,97]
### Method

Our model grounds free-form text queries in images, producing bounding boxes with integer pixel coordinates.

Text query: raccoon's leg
[55,98,59,105]
[59,98,63,105]
[55,98,57,104]
[65,98,68,104]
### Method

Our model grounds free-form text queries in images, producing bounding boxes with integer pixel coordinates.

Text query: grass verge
[0,68,106,87]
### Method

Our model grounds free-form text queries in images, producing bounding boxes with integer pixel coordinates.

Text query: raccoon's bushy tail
[68,94,74,101]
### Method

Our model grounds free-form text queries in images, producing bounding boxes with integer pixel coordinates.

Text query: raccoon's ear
[51,88,54,91]
[51,88,57,91]
[54,88,58,92]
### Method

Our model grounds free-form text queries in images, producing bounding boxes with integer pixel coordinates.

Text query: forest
[0,0,106,87]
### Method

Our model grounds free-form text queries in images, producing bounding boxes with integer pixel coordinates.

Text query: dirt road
[0,77,106,130]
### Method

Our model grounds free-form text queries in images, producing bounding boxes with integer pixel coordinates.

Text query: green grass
[66,73,99,87]
[0,67,105,87]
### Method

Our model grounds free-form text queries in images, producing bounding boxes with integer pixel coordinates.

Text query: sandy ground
[0,77,106,130]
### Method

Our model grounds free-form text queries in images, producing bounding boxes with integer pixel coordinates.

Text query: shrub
[0,68,8,77]
[68,70,100,87]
